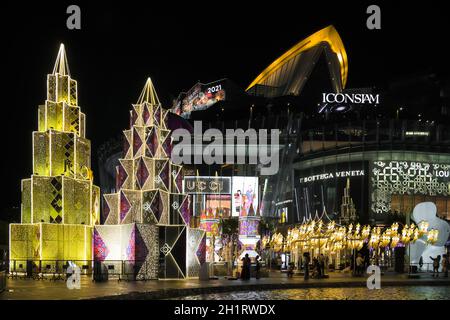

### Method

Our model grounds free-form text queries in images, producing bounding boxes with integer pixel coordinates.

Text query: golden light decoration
[261,235,270,248]
[418,221,429,237]
[391,222,399,233]
[362,225,371,239]
[327,221,336,233]
[265,219,435,255]
[427,229,439,244]
[380,230,391,248]
[390,234,400,248]
[401,224,410,244]
[369,227,381,249]
[271,233,284,252]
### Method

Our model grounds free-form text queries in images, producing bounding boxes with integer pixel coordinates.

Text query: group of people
[430,254,449,278]
[300,252,327,280]
[240,254,261,280]
[240,251,449,280]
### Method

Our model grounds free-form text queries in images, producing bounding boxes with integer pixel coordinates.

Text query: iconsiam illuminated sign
[322,93,380,104]
[299,170,365,183]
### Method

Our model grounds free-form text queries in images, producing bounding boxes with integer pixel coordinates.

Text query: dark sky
[1,1,449,213]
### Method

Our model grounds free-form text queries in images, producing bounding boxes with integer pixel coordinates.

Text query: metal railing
[409,262,446,274]
[6,259,159,281]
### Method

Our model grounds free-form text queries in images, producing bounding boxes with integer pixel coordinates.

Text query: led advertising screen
[172,80,226,118]
[205,194,232,219]
[238,218,260,237]
[232,177,259,217]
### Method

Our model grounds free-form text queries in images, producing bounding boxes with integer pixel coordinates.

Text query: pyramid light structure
[9,44,100,268]
[95,79,206,279]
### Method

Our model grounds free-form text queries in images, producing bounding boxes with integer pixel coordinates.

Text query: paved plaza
[1,272,449,300]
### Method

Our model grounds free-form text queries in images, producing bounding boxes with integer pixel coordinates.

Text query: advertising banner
[232,177,259,217]
[172,80,226,118]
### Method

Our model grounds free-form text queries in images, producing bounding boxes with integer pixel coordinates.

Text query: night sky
[1,1,449,216]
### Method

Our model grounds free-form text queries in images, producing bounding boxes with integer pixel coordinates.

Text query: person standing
[319,254,326,278]
[246,254,252,279]
[356,254,364,276]
[255,255,261,279]
[303,252,310,280]
[240,256,247,280]
[441,254,448,278]
[430,255,441,277]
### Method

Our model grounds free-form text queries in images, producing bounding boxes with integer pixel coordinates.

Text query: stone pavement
[0,272,449,300]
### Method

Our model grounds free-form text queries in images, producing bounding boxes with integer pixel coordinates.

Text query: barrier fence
[6,259,158,281]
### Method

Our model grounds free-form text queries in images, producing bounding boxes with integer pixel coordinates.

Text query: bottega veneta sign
[322,93,380,104]
[299,170,365,183]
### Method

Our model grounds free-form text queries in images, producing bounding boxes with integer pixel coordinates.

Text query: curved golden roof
[246,25,348,93]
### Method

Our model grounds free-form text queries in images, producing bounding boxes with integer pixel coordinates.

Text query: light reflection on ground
[173,286,450,300]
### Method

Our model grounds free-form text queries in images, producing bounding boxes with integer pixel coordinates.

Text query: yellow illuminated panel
[21,179,32,224]
[75,136,91,179]
[62,177,91,225]
[32,132,49,175]
[38,105,46,132]
[40,224,92,261]
[9,224,40,260]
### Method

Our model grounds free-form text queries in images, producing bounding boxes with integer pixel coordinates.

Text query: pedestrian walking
[430,255,441,277]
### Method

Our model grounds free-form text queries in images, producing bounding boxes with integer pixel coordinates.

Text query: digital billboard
[232,177,259,217]
[205,194,231,219]
[172,80,226,118]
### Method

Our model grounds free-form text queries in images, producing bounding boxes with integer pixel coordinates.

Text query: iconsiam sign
[9,44,100,268]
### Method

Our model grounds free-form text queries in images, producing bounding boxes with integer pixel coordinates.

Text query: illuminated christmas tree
[9,44,100,269]
[340,178,357,224]
[95,79,205,279]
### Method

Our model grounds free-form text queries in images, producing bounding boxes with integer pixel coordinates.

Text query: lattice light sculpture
[95,79,205,279]
[9,44,100,266]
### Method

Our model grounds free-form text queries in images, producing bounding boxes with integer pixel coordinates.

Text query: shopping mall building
[98,25,450,233]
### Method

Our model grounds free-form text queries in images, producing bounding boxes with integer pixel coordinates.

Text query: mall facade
[98,25,450,240]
